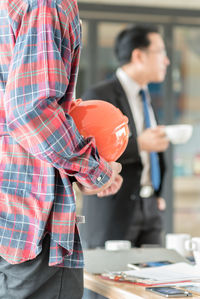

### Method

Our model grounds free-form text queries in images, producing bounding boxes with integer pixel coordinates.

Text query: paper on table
[123,263,200,283]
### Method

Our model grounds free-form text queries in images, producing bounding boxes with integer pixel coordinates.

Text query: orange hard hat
[69,99,129,162]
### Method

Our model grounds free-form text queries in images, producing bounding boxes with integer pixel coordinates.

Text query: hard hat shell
[69,99,129,162]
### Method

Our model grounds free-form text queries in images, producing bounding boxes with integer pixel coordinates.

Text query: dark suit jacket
[80,75,166,248]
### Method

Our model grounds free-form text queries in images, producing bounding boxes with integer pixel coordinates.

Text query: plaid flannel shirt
[0,0,112,267]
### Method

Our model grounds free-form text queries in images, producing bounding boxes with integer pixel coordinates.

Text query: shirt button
[97,176,102,182]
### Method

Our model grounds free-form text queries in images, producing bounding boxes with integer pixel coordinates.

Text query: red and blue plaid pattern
[0,0,111,267]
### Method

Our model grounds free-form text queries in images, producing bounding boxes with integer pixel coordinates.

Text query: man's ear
[131,48,144,64]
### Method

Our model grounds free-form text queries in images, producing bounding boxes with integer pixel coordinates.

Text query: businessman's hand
[76,161,123,196]
[157,197,166,211]
[138,126,169,152]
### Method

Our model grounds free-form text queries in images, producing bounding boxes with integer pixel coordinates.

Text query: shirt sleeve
[4,1,112,188]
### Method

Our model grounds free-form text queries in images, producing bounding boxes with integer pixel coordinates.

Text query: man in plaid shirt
[0,0,122,298]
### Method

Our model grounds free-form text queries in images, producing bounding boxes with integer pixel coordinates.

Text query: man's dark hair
[114,25,159,65]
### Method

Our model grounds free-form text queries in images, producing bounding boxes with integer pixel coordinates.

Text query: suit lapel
[112,75,137,138]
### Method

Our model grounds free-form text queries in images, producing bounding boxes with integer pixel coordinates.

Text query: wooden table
[84,248,200,298]
[84,271,200,299]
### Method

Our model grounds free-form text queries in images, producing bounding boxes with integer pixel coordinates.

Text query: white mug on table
[165,233,191,256]
[185,237,200,265]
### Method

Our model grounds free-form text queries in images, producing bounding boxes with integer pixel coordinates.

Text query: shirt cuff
[91,157,112,188]
[74,157,112,190]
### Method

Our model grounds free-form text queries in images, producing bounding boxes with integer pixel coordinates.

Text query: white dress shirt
[116,68,157,187]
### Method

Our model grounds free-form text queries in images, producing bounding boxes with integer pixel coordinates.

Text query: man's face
[142,33,170,83]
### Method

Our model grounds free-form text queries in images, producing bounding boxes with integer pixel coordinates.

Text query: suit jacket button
[130,194,136,200]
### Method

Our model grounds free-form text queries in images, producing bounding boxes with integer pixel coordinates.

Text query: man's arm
[4,1,112,190]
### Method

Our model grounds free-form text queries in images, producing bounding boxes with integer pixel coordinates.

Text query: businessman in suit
[80,25,170,250]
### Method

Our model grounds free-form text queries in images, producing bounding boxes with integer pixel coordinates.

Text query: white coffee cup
[105,240,131,251]
[185,237,200,265]
[164,124,193,144]
[165,233,191,256]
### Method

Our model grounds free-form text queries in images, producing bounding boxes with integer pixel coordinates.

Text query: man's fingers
[97,174,123,197]
[117,163,122,173]
[76,162,123,196]
[76,182,102,195]
[109,161,122,174]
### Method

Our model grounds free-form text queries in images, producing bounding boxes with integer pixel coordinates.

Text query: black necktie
[140,89,161,191]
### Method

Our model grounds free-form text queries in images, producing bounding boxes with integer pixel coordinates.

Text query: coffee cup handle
[185,239,194,251]
[192,242,198,251]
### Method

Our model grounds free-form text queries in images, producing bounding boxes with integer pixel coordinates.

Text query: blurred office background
[76,0,200,238]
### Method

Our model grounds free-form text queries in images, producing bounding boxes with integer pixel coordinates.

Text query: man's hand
[97,174,123,197]
[137,126,169,152]
[76,161,123,196]
[157,197,166,211]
